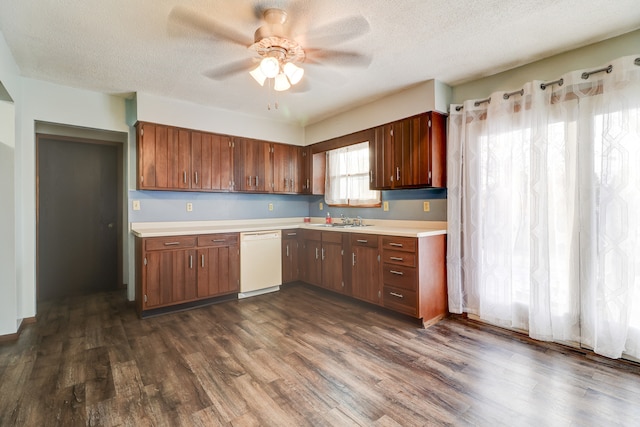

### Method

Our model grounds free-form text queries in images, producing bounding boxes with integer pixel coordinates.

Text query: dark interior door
[37,136,119,300]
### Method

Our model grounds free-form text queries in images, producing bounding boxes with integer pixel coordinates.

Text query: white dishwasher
[239,230,282,299]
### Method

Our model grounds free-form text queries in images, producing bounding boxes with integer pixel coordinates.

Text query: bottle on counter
[326,212,332,224]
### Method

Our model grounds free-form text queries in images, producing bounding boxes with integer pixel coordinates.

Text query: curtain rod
[454,57,639,112]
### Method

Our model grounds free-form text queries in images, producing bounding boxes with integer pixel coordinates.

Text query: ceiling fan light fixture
[283,62,304,85]
[249,64,267,86]
[259,56,280,78]
[274,73,291,91]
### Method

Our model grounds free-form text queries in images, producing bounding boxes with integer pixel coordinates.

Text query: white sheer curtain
[325,142,380,206]
[447,55,640,359]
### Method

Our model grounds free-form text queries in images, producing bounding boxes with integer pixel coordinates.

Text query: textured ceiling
[1,0,639,126]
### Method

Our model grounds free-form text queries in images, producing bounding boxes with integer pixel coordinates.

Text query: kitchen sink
[310,223,373,228]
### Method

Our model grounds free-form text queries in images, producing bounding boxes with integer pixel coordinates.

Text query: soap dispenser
[326,212,332,224]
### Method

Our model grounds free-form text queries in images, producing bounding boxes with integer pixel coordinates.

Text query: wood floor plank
[2,284,640,426]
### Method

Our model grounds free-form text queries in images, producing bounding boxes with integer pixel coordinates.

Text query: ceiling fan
[168,4,372,93]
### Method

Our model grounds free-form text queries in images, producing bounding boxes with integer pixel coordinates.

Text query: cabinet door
[282,231,300,283]
[300,146,312,194]
[143,249,196,309]
[236,138,267,192]
[370,124,394,190]
[424,111,447,187]
[322,239,344,293]
[350,242,381,305]
[302,238,322,286]
[392,118,411,187]
[136,123,190,190]
[192,132,235,191]
[197,245,240,297]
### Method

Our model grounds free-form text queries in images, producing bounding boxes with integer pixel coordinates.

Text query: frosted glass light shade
[274,73,291,91]
[283,62,304,85]
[249,65,267,86]
[259,56,280,78]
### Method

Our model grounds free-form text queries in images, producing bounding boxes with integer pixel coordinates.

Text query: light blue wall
[129,191,310,222]
[128,188,446,223]
[309,188,447,221]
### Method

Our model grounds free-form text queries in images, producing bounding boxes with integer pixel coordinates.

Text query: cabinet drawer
[381,236,416,253]
[322,231,343,244]
[382,264,416,290]
[302,229,322,242]
[197,233,238,247]
[145,236,196,251]
[350,234,378,248]
[282,230,300,239]
[382,250,416,267]
[383,285,417,316]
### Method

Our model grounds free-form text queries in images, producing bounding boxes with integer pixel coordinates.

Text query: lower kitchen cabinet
[349,234,381,305]
[281,230,300,283]
[136,233,239,317]
[196,233,240,298]
[300,230,347,293]
[298,230,447,327]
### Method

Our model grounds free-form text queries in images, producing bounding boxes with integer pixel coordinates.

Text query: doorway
[37,134,123,301]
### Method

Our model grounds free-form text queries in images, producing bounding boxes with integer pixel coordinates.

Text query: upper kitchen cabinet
[271,143,301,194]
[191,131,235,192]
[137,122,191,190]
[234,137,269,192]
[369,111,447,190]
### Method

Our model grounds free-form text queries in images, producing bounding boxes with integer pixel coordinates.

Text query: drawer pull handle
[389,256,404,261]
[201,254,205,268]
[287,232,297,236]
[357,239,368,243]
[390,291,404,298]
[390,270,404,275]
[389,243,403,247]
[164,242,180,246]
[212,239,226,242]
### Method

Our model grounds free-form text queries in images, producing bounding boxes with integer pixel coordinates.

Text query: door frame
[36,133,124,301]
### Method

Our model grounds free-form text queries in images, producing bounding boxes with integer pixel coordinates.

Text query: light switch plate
[319,202,323,210]
[268,203,273,211]
[423,201,430,212]
[132,200,141,211]
[383,201,389,211]
[186,202,193,212]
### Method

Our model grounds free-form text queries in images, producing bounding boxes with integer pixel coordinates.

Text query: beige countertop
[131,218,447,238]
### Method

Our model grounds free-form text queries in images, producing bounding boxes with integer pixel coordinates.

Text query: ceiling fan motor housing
[251,9,305,64]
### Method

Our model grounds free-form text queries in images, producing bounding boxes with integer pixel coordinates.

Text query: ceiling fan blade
[305,49,372,68]
[168,5,251,47]
[203,58,257,80]
[298,15,370,47]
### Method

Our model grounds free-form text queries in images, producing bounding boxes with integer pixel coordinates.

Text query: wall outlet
[423,201,430,212]
[268,203,273,211]
[383,201,389,211]
[186,202,193,212]
[132,200,141,211]
[319,202,323,210]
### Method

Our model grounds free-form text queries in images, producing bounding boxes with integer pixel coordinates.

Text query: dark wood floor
[2,284,640,426]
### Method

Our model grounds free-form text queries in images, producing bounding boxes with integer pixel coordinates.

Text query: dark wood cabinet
[297,229,447,327]
[349,234,381,304]
[321,232,345,294]
[381,234,447,326]
[369,111,447,190]
[300,146,312,194]
[301,230,322,286]
[300,229,346,292]
[282,230,300,283]
[191,131,235,191]
[272,143,301,193]
[196,233,239,298]
[136,233,239,317]
[137,122,190,190]
[235,137,269,192]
